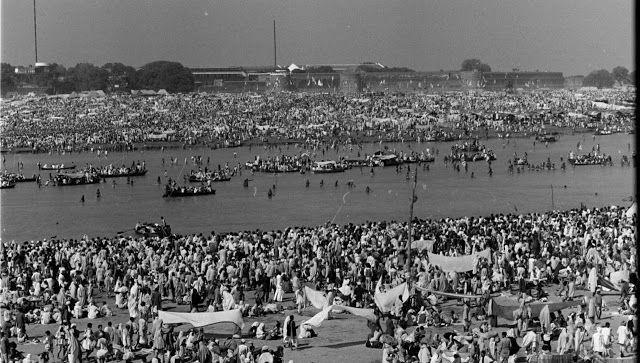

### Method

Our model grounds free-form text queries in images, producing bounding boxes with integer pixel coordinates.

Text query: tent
[426,249,491,272]
[626,202,636,219]
[411,238,435,252]
[488,297,581,322]
[374,280,409,313]
[158,309,244,328]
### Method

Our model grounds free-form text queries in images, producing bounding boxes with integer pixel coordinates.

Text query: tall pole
[551,184,555,209]
[33,0,38,63]
[273,20,277,68]
[406,166,418,281]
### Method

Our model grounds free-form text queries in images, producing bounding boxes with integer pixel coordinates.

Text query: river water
[0,133,634,241]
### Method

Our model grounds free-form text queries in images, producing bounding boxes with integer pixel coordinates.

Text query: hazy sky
[1,0,634,75]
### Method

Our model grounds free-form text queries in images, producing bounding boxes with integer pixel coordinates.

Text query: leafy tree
[629,70,635,84]
[307,66,335,73]
[67,63,109,91]
[461,59,491,72]
[583,69,615,88]
[1,63,17,94]
[611,66,629,84]
[102,62,137,90]
[134,61,194,92]
[356,64,415,73]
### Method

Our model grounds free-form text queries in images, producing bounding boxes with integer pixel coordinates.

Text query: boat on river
[97,167,147,178]
[52,172,100,186]
[567,152,612,166]
[0,177,16,189]
[135,222,171,237]
[188,172,231,183]
[311,161,348,173]
[513,153,528,166]
[38,163,76,170]
[535,134,557,142]
[2,173,38,183]
[163,184,216,197]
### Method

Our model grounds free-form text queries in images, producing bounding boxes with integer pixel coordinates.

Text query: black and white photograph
[0,1,636,362]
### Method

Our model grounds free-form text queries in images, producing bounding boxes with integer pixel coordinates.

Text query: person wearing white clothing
[592,327,605,356]
[616,322,628,356]
[274,273,284,302]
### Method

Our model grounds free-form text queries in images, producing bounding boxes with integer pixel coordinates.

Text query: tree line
[583,66,635,88]
[1,61,194,95]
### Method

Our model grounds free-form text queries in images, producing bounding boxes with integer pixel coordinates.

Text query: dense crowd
[0,88,634,153]
[0,203,636,362]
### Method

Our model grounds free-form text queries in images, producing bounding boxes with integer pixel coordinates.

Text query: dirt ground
[13,284,633,363]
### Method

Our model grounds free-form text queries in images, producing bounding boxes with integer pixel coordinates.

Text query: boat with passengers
[311,160,348,173]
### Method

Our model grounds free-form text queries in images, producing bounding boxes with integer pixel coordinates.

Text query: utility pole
[551,184,555,209]
[406,167,419,282]
[273,20,277,68]
[33,0,38,63]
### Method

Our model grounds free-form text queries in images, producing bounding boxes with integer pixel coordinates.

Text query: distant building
[189,66,284,92]
[482,71,564,90]
[564,75,584,89]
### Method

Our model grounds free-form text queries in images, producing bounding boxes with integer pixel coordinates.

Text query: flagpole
[406,166,418,286]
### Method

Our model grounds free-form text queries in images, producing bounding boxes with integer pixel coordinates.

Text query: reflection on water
[0,133,634,241]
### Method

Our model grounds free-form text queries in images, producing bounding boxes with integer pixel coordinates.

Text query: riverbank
[0,125,606,155]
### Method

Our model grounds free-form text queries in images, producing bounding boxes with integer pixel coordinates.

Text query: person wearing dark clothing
[594,290,603,320]
[285,315,297,349]
[15,310,25,337]
[190,288,200,312]
[151,288,162,313]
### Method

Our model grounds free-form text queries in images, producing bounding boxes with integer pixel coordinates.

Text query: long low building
[188,65,566,93]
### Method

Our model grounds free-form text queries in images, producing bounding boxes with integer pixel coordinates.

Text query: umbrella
[380,334,397,345]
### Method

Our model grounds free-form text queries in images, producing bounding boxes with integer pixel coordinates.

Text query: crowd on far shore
[0,88,634,153]
[0,203,636,362]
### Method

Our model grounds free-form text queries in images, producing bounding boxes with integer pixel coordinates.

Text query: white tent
[626,202,636,219]
[287,63,302,72]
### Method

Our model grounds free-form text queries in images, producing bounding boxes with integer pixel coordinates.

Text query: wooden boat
[98,168,148,178]
[2,173,38,183]
[163,185,216,197]
[513,153,528,165]
[536,134,557,142]
[311,161,348,174]
[567,152,612,166]
[0,178,16,189]
[135,222,171,237]
[401,153,435,163]
[373,154,401,166]
[52,172,100,186]
[343,158,378,167]
[38,163,76,170]
[188,174,231,183]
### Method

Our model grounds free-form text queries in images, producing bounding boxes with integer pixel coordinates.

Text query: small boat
[311,161,348,174]
[535,134,557,142]
[373,154,401,166]
[163,184,216,197]
[98,168,148,178]
[2,173,38,183]
[52,172,101,186]
[135,222,171,237]
[0,178,16,189]
[343,158,377,167]
[38,163,76,170]
[567,152,612,166]
[513,153,528,166]
[188,175,231,183]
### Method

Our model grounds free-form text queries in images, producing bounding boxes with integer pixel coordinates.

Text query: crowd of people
[0,88,634,153]
[0,202,635,362]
